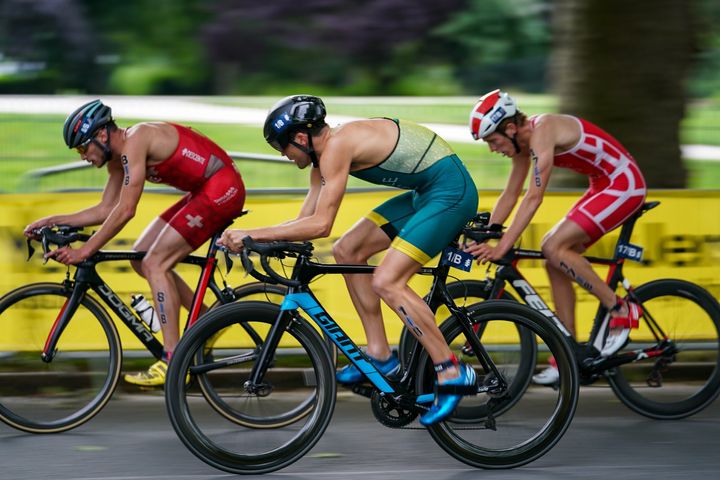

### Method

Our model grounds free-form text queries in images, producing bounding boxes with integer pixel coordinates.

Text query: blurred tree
[690,0,720,98]
[551,0,695,188]
[90,0,211,94]
[0,0,104,92]
[200,0,465,94]
[432,0,552,94]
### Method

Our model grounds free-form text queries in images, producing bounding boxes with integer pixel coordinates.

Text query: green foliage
[1,95,718,193]
[432,0,552,92]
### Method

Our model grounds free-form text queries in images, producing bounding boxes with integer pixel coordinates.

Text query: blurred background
[0,0,719,352]
[0,0,719,192]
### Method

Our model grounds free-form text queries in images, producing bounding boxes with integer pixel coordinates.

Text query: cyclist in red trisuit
[23,100,246,386]
[464,90,647,384]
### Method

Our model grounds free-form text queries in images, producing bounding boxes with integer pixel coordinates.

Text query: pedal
[647,369,662,388]
[350,384,375,398]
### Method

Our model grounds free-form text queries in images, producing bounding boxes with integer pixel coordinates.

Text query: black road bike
[0,219,330,434]
[399,201,720,420]
[164,233,579,474]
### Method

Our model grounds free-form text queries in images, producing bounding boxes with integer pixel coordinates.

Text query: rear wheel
[0,283,121,433]
[401,280,532,419]
[608,279,720,419]
[418,300,578,469]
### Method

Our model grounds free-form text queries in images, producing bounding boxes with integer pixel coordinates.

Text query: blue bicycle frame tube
[281,292,395,393]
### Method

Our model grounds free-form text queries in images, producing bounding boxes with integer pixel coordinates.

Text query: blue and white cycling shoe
[419,361,477,426]
[336,353,400,384]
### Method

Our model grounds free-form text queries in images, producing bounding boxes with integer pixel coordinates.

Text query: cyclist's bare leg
[132,218,199,313]
[546,262,578,337]
[333,218,393,360]
[139,224,194,355]
[542,219,618,313]
[372,248,459,382]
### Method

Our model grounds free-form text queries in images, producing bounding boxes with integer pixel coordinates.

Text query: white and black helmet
[469,89,518,140]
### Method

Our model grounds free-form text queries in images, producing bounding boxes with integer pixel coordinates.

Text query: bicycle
[164,232,579,474]
[0,218,329,434]
[399,201,720,420]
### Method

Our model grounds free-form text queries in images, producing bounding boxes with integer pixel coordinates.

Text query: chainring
[370,390,418,428]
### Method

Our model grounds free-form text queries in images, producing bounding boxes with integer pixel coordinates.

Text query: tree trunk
[550,0,695,188]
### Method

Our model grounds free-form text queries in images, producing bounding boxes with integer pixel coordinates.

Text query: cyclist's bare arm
[496,125,555,253]
[23,164,124,237]
[220,141,352,249]
[76,140,147,257]
[490,155,530,226]
[285,169,323,222]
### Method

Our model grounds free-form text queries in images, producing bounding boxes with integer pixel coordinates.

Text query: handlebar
[27,225,92,262]
[463,212,504,244]
[238,236,314,288]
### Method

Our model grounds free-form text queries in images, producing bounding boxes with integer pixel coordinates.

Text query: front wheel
[418,300,579,469]
[608,279,720,419]
[0,283,122,433]
[226,282,337,364]
[166,301,336,474]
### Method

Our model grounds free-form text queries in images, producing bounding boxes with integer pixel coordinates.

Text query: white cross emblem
[186,214,204,229]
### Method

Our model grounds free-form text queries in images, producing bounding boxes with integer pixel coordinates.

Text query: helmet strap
[289,132,319,168]
[499,114,521,155]
[96,125,113,167]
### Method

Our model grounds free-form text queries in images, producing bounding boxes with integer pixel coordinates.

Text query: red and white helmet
[469,89,518,140]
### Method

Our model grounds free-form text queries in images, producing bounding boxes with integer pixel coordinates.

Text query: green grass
[1,95,718,192]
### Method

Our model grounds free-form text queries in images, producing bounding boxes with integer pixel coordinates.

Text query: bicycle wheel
[166,301,336,474]
[399,279,510,366]
[201,283,336,428]
[400,280,533,420]
[607,279,720,419]
[417,300,578,469]
[0,283,122,433]
[211,282,288,307]
[227,282,337,363]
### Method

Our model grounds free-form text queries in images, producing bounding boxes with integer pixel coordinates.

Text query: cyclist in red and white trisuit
[464,90,647,384]
[24,100,246,386]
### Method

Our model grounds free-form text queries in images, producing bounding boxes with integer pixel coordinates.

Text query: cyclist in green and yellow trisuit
[220,95,478,425]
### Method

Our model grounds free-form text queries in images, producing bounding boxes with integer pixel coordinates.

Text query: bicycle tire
[418,300,578,469]
[165,301,336,474]
[398,279,515,366]
[227,282,337,363]
[607,279,720,419]
[0,283,122,433]
[200,283,337,428]
[399,279,533,420]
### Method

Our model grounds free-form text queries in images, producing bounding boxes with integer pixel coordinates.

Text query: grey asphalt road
[1,387,719,480]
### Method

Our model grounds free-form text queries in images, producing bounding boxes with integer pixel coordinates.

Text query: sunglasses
[75,134,99,155]
[268,138,288,153]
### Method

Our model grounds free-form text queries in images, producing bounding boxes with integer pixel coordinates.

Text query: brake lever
[41,235,51,265]
[222,248,234,275]
[26,238,36,261]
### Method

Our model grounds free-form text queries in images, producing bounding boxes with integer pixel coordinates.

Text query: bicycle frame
[41,234,234,363]
[481,201,676,375]
[245,254,506,405]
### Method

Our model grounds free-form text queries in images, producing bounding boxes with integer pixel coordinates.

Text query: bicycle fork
[42,281,87,363]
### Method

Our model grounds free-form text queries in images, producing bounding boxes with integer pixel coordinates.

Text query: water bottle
[130,294,161,333]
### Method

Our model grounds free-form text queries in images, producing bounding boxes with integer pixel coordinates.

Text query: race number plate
[616,242,644,262]
[441,246,474,272]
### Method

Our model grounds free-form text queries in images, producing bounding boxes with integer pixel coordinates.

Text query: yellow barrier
[1,189,719,349]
